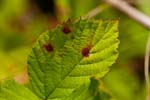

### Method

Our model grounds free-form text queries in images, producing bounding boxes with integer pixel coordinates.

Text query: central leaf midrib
[46,37,85,98]
[43,21,90,99]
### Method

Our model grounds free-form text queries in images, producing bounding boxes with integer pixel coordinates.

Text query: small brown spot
[82,47,90,57]
[81,44,92,57]
[62,24,72,34]
[43,43,54,52]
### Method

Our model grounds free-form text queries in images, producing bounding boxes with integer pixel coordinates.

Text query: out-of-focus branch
[145,31,150,100]
[105,0,150,29]
[83,4,109,19]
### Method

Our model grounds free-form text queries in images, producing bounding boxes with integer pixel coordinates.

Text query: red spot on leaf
[81,44,92,57]
[43,43,54,52]
[82,47,90,57]
[61,19,72,34]
[62,24,72,34]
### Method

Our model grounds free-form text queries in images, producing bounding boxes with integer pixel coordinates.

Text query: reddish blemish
[62,24,72,34]
[82,47,90,57]
[43,43,54,52]
[81,44,92,57]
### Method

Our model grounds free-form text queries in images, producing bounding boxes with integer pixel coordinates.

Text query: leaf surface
[64,77,112,100]
[27,19,119,100]
[0,80,39,100]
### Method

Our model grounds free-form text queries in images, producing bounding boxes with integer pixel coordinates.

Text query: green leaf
[0,80,39,100]
[65,77,112,100]
[27,19,119,100]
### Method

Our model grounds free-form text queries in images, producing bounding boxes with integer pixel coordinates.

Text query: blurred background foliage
[0,0,150,99]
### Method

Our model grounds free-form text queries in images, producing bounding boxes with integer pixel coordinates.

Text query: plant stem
[104,0,150,29]
[145,30,150,100]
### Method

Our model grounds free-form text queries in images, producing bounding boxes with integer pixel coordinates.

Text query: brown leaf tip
[43,43,54,52]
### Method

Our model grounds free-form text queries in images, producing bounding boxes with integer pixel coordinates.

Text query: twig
[145,30,150,100]
[83,4,109,19]
[104,0,150,29]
